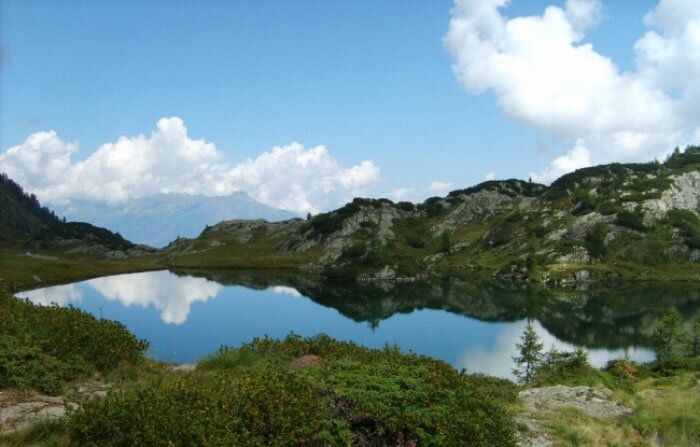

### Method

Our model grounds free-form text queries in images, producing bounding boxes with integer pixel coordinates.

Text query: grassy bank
[0,249,163,291]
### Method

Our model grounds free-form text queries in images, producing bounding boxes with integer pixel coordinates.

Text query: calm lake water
[16,269,700,379]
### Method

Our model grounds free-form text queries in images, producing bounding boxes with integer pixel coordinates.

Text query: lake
[16,269,700,379]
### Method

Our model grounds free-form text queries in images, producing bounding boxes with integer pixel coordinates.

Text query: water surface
[17,270,700,379]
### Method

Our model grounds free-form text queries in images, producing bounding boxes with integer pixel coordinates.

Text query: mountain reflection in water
[16,269,700,378]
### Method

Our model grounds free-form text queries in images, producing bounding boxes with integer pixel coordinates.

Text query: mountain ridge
[163,145,700,283]
[52,191,297,247]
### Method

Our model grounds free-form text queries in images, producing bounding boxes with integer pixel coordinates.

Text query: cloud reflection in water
[18,284,83,307]
[458,320,655,379]
[87,271,222,324]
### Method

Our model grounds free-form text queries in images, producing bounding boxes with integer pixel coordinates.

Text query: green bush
[615,209,646,232]
[584,223,607,259]
[341,243,366,259]
[405,232,426,248]
[397,201,415,212]
[69,334,517,446]
[532,349,612,387]
[70,366,351,446]
[597,201,619,215]
[0,289,148,394]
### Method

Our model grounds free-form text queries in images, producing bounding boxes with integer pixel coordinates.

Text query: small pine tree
[512,320,544,384]
[440,231,451,253]
[653,308,688,361]
[687,317,700,357]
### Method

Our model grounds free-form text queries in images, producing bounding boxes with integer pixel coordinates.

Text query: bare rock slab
[0,397,77,434]
[519,385,632,419]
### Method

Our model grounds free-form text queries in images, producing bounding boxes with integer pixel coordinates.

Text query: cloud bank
[445,0,700,181]
[0,117,380,214]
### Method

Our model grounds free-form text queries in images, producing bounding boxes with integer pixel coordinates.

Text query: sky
[1,0,699,214]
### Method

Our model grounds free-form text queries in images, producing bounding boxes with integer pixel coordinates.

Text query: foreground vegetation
[0,288,148,395]
[1,290,700,446]
[69,336,518,446]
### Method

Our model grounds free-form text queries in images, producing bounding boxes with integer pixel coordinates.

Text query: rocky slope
[165,146,700,282]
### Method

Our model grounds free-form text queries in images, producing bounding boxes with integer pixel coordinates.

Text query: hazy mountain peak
[52,192,298,247]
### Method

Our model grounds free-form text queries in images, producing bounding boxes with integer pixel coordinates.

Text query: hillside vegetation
[0,174,60,246]
[165,146,700,283]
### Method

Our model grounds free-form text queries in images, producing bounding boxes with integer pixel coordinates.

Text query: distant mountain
[52,192,298,247]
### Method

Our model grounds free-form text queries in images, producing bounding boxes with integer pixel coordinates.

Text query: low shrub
[70,334,517,446]
[615,209,646,232]
[0,289,148,394]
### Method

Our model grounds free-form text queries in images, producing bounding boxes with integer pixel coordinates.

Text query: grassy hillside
[167,146,700,282]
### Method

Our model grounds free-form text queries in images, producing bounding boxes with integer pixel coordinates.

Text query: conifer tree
[512,320,544,384]
[653,308,688,361]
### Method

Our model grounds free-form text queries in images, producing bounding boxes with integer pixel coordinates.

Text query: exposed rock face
[210,219,303,245]
[314,205,412,265]
[644,171,700,220]
[555,247,591,265]
[431,190,517,236]
[516,385,633,447]
[0,394,78,434]
[519,386,632,419]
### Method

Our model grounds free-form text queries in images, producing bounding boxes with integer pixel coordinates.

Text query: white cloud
[445,0,700,182]
[0,117,380,214]
[485,172,497,181]
[384,187,417,202]
[565,0,603,37]
[426,181,455,196]
[384,181,456,203]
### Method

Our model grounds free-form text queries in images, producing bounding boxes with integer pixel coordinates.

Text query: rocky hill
[163,145,700,283]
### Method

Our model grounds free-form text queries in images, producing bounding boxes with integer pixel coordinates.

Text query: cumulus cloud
[444,0,700,182]
[384,181,456,203]
[384,187,417,202]
[426,181,455,196]
[485,172,497,181]
[0,117,380,214]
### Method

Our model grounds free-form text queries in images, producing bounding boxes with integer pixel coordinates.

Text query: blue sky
[2,0,698,213]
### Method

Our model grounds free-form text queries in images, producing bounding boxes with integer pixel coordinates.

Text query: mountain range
[52,192,297,247]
